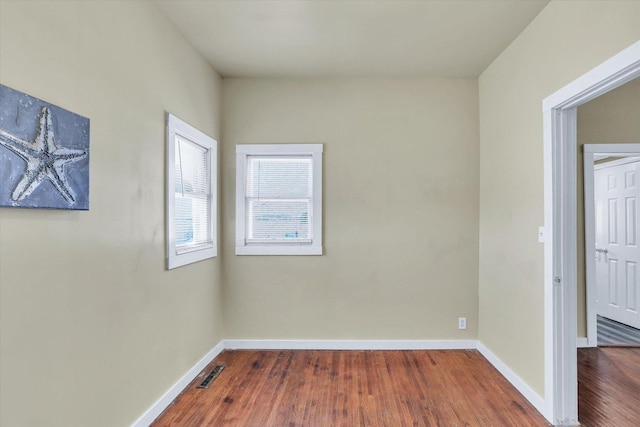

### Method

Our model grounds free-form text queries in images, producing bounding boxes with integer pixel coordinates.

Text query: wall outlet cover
[458,317,467,330]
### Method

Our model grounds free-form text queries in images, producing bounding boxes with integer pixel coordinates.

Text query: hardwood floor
[578,347,640,427]
[152,350,549,426]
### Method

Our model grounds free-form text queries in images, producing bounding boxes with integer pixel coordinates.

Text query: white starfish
[0,106,87,204]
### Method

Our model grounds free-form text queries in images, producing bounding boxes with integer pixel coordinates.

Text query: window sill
[235,245,323,256]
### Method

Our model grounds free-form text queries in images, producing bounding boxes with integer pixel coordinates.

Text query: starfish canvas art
[0,85,89,210]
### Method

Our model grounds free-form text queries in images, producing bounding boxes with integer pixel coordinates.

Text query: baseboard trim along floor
[476,341,546,417]
[224,339,477,351]
[132,339,547,426]
[130,341,225,427]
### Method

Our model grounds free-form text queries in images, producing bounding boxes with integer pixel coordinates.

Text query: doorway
[542,41,640,425]
[583,147,640,347]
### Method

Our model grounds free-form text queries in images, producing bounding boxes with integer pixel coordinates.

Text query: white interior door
[595,160,640,329]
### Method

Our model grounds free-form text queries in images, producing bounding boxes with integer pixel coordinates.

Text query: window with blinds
[166,113,217,269]
[175,135,212,252]
[246,156,313,243]
[236,144,323,255]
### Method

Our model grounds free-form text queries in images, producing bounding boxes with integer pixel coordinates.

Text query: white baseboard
[224,339,478,350]
[130,340,225,427]
[476,341,545,416]
[576,337,589,348]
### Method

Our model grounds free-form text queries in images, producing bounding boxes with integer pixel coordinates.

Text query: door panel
[609,199,618,244]
[626,198,637,245]
[627,261,637,311]
[607,259,618,306]
[595,160,640,329]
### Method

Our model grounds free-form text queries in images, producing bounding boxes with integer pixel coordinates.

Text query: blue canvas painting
[0,85,89,210]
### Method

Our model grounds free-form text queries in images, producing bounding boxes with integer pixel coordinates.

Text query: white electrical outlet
[458,317,467,330]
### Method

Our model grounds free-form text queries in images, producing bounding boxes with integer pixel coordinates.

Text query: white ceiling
[154,0,549,78]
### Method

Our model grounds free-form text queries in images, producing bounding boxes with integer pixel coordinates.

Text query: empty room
[0,1,639,426]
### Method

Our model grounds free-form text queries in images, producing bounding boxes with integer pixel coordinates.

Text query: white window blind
[246,156,313,243]
[166,113,217,269]
[175,135,212,253]
[236,144,323,256]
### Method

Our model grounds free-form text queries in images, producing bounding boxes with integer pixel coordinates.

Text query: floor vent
[197,365,225,389]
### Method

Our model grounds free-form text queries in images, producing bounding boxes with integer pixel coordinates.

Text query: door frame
[542,40,640,425]
[584,145,640,347]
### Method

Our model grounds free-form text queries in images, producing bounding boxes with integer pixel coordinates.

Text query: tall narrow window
[236,144,323,255]
[166,113,217,269]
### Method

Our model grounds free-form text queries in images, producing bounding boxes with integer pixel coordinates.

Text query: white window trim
[236,144,323,256]
[166,113,217,269]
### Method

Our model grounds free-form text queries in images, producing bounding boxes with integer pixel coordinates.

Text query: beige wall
[222,78,479,340]
[479,0,640,396]
[576,78,640,337]
[0,2,223,426]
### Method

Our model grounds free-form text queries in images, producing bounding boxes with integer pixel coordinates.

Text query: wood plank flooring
[578,347,640,426]
[152,350,549,426]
